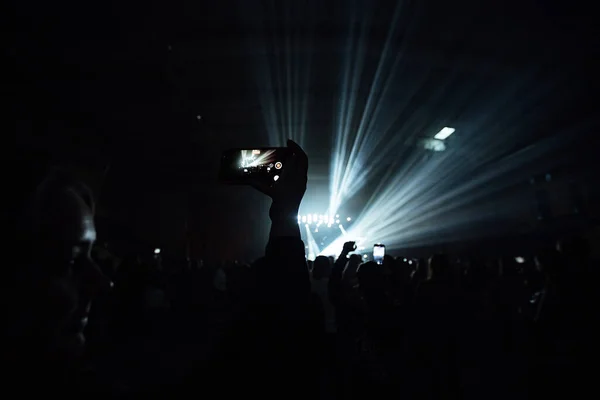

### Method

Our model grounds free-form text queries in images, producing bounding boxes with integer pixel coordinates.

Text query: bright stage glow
[154,248,161,254]
[363,254,368,259]
[347,217,352,221]
[305,224,322,259]
[273,175,279,181]
[319,231,367,257]
[322,129,565,251]
[433,127,455,140]
[244,0,569,254]
[299,211,339,228]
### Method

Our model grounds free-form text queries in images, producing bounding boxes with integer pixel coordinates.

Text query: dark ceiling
[6,0,599,258]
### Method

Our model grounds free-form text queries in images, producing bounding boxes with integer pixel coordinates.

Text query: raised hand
[342,241,357,255]
[250,139,308,217]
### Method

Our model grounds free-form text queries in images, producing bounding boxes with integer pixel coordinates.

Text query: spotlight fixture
[433,127,455,140]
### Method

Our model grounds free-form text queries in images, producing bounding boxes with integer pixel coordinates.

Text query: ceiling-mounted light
[433,127,455,140]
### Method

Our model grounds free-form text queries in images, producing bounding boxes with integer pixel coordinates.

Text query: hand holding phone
[220,140,307,211]
[219,147,292,185]
[251,140,308,209]
[342,241,357,254]
[219,140,308,211]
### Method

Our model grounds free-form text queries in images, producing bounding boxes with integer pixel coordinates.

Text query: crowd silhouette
[2,141,598,399]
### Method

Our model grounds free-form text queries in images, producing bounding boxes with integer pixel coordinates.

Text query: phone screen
[219,148,291,184]
[373,244,385,265]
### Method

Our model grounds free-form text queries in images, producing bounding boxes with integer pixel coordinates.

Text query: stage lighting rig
[298,213,354,227]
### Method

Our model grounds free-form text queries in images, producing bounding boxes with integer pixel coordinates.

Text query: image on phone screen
[373,244,385,265]
[219,148,290,184]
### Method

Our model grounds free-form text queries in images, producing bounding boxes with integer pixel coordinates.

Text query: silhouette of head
[312,256,331,280]
[383,255,394,267]
[557,235,590,268]
[10,170,112,361]
[356,261,384,291]
[428,254,450,281]
[349,254,362,264]
[535,248,563,278]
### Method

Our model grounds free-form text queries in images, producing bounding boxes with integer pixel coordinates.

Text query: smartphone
[373,244,385,265]
[219,147,292,184]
